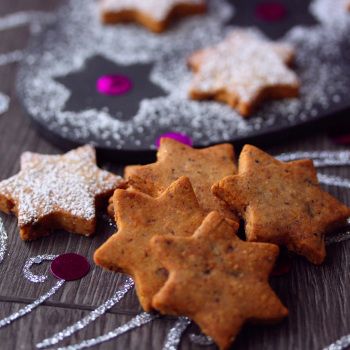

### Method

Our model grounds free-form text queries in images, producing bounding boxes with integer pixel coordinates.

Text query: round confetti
[96,74,132,96]
[50,253,90,281]
[156,133,193,149]
[255,2,287,21]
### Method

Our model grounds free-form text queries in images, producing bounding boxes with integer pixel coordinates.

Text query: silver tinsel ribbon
[0,255,64,328]
[0,217,7,264]
[36,277,135,348]
[163,316,192,350]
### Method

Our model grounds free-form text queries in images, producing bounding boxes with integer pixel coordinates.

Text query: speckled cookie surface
[126,138,238,222]
[0,145,126,240]
[94,176,206,311]
[212,145,350,264]
[101,0,207,32]
[188,29,300,116]
[151,211,288,350]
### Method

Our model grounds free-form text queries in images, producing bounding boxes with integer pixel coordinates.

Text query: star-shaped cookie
[188,29,300,116]
[94,176,206,311]
[212,145,350,264]
[0,145,126,240]
[100,0,207,33]
[125,137,238,223]
[151,211,288,350]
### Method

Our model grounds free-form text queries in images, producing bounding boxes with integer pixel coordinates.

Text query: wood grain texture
[1,0,350,349]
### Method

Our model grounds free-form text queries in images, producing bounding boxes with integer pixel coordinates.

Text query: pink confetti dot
[156,132,193,148]
[96,74,132,95]
[51,253,90,281]
[255,2,287,21]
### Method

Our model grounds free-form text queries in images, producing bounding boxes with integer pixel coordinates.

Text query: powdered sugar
[189,29,299,115]
[0,145,124,227]
[0,92,10,115]
[17,0,350,151]
[101,0,205,21]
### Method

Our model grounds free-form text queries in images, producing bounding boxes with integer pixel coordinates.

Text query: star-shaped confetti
[100,0,207,33]
[94,176,206,311]
[188,29,300,116]
[125,137,238,223]
[0,145,126,241]
[151,211,288,350]
[212,145,350,264]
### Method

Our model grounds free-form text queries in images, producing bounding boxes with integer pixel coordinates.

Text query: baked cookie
[0,145,126,241]
[101,0,207,33]
[151,211,288,350]
[94,176,206,311]
[188,29,300,116]
[212,145,350,264]
[125,137,238,222]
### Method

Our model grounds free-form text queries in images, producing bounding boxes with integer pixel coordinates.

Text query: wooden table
[1,0,350,349]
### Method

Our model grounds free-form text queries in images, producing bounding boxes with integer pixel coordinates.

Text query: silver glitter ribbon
[36,277,134,348]
[0,280,64,328]
[163,316,191,350]
[0,255,64,328]
[47,312,158,350]
[0,218,8,264]
[0,92,10,116]
[276,150,350,168]
[323,336,350,350]
[23,254,58,283]
[189,334,214,346]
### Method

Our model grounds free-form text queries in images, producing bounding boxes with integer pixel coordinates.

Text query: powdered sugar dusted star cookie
[212,145,350,264]
[151,211,288,350]
[188,29,300,116]
[0,145,126,240]
[101,0,207,33]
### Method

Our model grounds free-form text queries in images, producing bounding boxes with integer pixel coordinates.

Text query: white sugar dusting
[17,0,350,150]
[102,0,205,21]
[0,92,10,115]
[189,29,299,112]
[0,146,124,227]
[310,0,350,29]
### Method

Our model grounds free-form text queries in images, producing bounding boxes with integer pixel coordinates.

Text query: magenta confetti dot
[156,132,193,148]
[96,74,132,96]
[255,2,287,21]
[50,253,90,281]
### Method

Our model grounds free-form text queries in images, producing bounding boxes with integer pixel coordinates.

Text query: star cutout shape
[188,29,300,116]
[151,211,288,350]
[0,145,125,241]
[94,176,207,312]
[212,145,350,264]
[100,0,207,33]
[55,55,166,122]
[125,137,238,223]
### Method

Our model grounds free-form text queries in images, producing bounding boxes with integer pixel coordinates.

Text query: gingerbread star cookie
[151,211,288,350]
[188,29,300,116]
[101,0,207,33]
[212,145,350,264]
[0,145,126,241]
[94,176,206,311]
[125,137,238,223]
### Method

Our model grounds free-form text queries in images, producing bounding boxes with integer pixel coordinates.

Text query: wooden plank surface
[1,0,350,349]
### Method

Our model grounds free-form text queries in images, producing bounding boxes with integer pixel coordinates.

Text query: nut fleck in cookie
[0,145,126,241]
[212,145,350,264]
[151,211,288,350]
[94,176,206,311]
[125,137,238,222]
[101,0,207,33]
[188,29,300,116]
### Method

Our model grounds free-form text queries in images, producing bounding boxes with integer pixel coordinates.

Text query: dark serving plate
[17,0,350,162]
